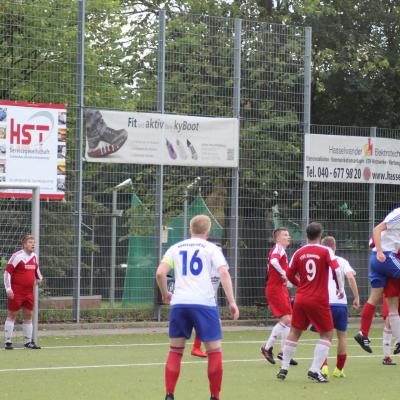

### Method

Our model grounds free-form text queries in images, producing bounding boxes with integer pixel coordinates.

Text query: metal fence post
[32,187,40,344]
[369,127,376,235]
[154,9,166,320]
[231,18,241,299]
[302,27,312,240]
[73,0,85,323]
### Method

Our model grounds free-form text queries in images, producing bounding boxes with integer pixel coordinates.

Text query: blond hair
[321,235,336,250]
[190,215,211,235]
[273,227,288,240]
[22,235,35,244]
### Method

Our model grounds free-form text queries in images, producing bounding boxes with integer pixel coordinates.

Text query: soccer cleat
[354,332,372,353]
[86,110,128,158]
[383,356,397,365]
[276,368,288,380]
[261,346,275,364]
[191,347,208,358]
[321,365,330,378]
[307,370,328,383]
[394,342,400,355]
[165,394,174,400]
[333,367,346,378]
[277,352,298,365]
[4,342,13,350]
[24,341,41,349]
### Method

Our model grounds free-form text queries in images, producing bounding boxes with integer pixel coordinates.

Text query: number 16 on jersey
[180,250,203,276]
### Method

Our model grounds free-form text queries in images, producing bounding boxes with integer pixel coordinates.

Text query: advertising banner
[85,109,239,168]
[0,101,67,199]
[304,134,400,185]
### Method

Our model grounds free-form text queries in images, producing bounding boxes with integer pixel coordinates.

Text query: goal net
[0,183,40,344]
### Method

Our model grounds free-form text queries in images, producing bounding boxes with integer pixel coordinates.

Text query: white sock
[281,339,297,370]
[23,320,33,344]
[310,339,331,372]
[383,327,392,357]
[265,322,287,349]
[388,313,400,342]
[4,318,15,343]
[280,324,290,349]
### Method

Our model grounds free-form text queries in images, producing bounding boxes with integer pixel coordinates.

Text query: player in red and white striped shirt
[3,235,42,350]
[261,227,299,366]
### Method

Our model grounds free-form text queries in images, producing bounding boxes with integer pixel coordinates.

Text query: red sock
[321,358,328,367]
[361,302,376,336]
[193,335,202,349]
[207,348,223,400]
[165,346,184,394]
[336,354,347,370]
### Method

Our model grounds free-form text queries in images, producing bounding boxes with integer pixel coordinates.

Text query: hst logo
[9,110,54,145]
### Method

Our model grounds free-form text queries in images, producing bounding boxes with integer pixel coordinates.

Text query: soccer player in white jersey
[3,235,42,349]
[156,215,239,400]
[355,207,400,353]
[319,236,359,378]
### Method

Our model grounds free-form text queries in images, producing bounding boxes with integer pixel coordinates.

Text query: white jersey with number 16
[162,238,228,306]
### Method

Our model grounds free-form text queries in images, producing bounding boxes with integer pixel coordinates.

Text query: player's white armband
[270,258,286,278]
[4,271,12,291]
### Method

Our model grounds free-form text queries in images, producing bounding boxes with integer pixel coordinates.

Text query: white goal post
[0,183,40,344]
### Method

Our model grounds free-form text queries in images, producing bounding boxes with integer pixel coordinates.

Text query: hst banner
[0,101,67,199]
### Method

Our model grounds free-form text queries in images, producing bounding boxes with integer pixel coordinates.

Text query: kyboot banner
[85,109,239,168]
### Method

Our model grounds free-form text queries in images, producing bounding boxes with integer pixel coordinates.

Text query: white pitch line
[0,353,394,373]
[4,337,387,350]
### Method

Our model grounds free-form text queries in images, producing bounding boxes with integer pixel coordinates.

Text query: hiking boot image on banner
[175,139,188,160]
[166,138,177,159]
[86,109,128,157]
[186,139,198,160]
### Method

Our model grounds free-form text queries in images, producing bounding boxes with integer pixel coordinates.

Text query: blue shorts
[169,304,222,342]
[330,305,348,331]
[369,252,400,288]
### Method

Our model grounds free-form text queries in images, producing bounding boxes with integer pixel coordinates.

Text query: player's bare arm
[156,262,172,305]
[345,271,360,309]
[373,222,387,262]
[219,266,239,320]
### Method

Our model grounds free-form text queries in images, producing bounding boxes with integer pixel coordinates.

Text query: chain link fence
[0,1,399,323]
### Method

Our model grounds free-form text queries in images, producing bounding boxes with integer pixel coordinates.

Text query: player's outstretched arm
[219,267,239,320]
[155,263,172,305]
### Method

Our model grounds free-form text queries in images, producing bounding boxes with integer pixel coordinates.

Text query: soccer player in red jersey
[261,227,298,366]
[276,222,344,383]
[3,235,42,349]
[381,278,400,365]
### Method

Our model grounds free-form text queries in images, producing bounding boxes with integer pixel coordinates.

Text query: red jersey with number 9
[288,244,339,305]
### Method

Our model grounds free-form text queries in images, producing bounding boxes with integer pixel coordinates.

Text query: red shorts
[382,278,400,319]
[265,286,292,318]
[292,301,333,333]
[8,290,34,312]
[383,278,400,297]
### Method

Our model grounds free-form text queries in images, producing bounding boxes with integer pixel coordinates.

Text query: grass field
[1,327,397,400]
